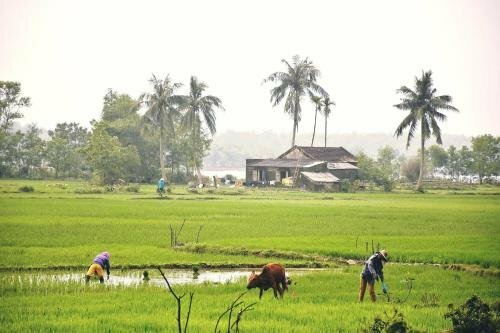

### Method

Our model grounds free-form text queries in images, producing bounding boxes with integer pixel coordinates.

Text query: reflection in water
[4,269,325,288]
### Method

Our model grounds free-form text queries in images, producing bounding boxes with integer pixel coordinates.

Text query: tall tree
[394,70,458,191]
[471,134,499,184]
[309,93,322,147]
[458,145,473,178]
[46,122,89,178]
[19,125,45,177]
[377,145,398,179]
[84,122,139,184]
[0,81,31,134]
[0,131,23,177]
[428,144,449,170]
[447,145,460,180]
[139,75,184,179]
[322,97,335,147]
[181,76,223,183]
[102,89,139,122]
[264,55,328,147]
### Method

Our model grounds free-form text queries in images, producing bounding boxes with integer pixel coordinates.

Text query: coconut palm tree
[394,70,458,191]
[322,97,335,147]
[139,74,184,179]
[309,92,323,146]
[182,76,223,183]
[264,55,328,147]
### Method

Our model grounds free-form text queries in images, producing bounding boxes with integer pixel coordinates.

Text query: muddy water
[3,268,327,288]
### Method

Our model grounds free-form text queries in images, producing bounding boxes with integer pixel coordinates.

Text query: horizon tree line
[0,76,224,184]
[1,61,499,189]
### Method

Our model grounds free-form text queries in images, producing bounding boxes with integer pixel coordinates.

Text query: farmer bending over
[359,249,388,302]
[85,251,111,284]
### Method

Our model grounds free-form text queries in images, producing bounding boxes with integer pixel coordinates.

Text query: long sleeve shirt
[361,253,384,282]
[93,252,111,276]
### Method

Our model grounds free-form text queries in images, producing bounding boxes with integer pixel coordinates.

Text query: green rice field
[0,180,499,332]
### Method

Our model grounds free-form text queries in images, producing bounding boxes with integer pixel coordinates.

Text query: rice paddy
[0,180,499,332]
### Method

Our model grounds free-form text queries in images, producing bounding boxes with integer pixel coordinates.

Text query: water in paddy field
[2,268,326,288]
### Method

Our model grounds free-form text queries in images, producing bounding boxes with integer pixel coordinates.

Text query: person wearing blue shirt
[157,178,165,194]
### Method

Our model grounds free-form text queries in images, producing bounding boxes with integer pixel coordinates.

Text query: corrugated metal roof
[278,146,357,163]
[327,162,359,170]
[301,172,340,183]
[251,159,326,168]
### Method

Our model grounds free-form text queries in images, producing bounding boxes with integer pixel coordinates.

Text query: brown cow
[247,263,290,299]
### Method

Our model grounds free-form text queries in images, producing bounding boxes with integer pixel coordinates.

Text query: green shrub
[444,295,497,333]
[18,186,34,192]
[125,185,140,193]
[340,179,352,192]
[74,187,103,194]
[363,308,411,333]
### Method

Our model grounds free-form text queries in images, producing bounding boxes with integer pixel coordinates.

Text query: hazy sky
[1,0,499,137]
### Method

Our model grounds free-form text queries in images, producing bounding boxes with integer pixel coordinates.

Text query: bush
[18,185,34,192]
[74,186,103,194]
[340,179,352,192]
[444,295,497,333]
[125,185,140,193]
[363,308,411,333]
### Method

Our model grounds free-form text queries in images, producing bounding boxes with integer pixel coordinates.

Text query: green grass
[0,179,499,332]
[1,180,499,268]
[0,265,498,332]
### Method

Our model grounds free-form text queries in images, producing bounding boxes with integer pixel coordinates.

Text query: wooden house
[245,146,358,191]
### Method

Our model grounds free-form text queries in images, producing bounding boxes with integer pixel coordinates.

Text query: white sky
[1,0,499,137]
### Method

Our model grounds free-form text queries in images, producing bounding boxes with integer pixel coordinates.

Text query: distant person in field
[85,251,111,284]
[359,250,388,302]
[157,177,166,194]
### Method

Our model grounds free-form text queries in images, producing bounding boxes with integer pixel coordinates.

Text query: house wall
[246,159,264,181]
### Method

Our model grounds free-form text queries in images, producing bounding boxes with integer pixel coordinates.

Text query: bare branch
[158,267,194,333]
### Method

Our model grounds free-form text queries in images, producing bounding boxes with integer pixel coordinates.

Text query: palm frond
[395,112,416,138]
[396,86,417,99]
[270,82,289,106]
[430,116,442,144]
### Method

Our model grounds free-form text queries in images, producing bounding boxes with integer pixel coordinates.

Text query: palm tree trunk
[193,122,202,185]
[324,115,328,147]
[159,128,166,179]
[311,108,318,147]
[292,94,300,147]
[417,127,424,191]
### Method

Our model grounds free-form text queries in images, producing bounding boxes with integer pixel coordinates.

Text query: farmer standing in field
[85,251,111,284]
[157,177,165,192]
[359,250,388,302]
